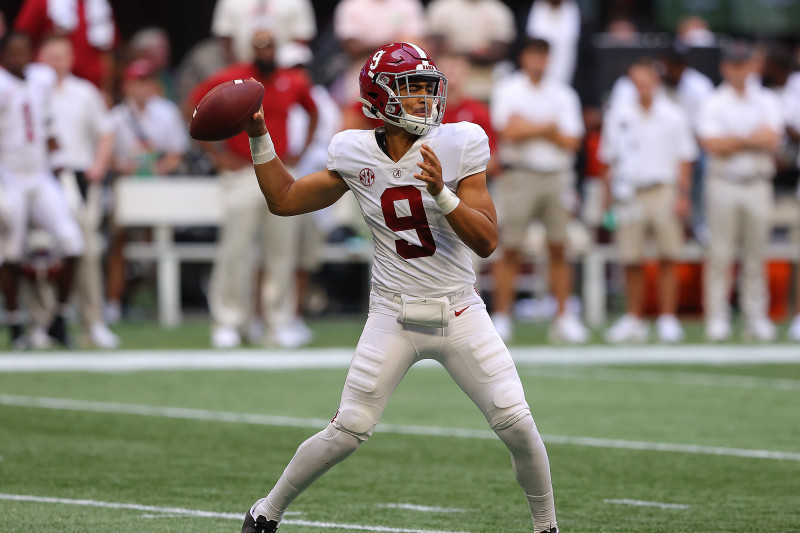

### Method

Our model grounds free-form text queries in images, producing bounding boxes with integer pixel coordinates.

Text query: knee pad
[317,423,362,456]
[495,411,543,452]
[333,407,377,441]
[486,380,529,430]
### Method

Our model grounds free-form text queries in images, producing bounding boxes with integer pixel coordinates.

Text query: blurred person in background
[14,0,117,95]
[675,15,715,47]
[105,58,189,324]
[211,0,316,65]
[332,0,426,104]
[762,47,800,341]
[490,38,588,344]
[525,0,581,85]
[39,34,118,348]
[600,59,697,344]
[129,26,175,102]
[0,31,84,348]
[426,0,515,101]
[190,29,318,349]
[698,43,783,342]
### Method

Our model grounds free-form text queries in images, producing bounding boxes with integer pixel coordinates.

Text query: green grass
[1,358,800,532]
[17,314,799,350]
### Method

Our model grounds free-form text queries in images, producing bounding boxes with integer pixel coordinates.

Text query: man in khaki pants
[600,59,697,343]
[190,30,318,348]
[40,35,119,348]
[490,37,588,343]
[697,43,784,341]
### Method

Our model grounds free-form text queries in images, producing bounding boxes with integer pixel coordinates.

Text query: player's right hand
[245,105,269,138]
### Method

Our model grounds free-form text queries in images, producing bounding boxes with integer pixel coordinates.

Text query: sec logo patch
[359,168,375,187]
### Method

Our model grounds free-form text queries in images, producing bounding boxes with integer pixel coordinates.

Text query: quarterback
[241,42,559,533]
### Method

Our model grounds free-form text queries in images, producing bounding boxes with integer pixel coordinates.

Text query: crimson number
[380,185,436,259]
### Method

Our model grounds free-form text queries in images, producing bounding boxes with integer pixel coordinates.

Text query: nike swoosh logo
[454,306,470,317]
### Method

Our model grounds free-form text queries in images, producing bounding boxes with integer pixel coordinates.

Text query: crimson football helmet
[358,42,447,135]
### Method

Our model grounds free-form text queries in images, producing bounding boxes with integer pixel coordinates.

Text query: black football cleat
[538,528,559,533]
[47,314,72,348]
[9,323,29,350]
[241,511,278,533]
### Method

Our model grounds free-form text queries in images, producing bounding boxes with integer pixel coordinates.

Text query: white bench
[114,177,372,327]
[116,177,799,328]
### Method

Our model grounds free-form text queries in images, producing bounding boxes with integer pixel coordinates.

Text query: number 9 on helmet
[357,42,448,136]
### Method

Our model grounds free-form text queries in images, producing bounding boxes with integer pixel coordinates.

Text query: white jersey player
[240,42,560,533]
[0,32,84,348]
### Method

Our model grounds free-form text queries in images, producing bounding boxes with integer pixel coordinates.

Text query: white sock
[255,423,362,522]
[495,414,557,532]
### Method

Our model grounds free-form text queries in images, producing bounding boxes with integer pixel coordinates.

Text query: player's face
[629,64,658,100]
[721,59,751,88]
[396,77,436,118]
[39,40,73,77]
[1,34,31,77]
[520,48,548,78]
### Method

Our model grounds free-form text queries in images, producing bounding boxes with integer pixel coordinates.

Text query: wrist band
[433,186,460,215]
[249,132,276,165]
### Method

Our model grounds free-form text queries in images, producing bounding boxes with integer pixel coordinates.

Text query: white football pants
[257,287,556,528]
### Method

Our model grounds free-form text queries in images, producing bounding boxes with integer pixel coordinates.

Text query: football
[189,79,264,141]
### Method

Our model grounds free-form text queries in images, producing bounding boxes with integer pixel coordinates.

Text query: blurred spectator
[211,0,316,65]
[0,31,84,348]
[697,43,783,342]
[39,35,118,348]
[105,59,189,323]
[14,0,117,94]
[129,26,175,101]
[600,59,697,344]
[189,29,318,349]
[271,42,343,346]
[0,10,6,38]
[526,0,581,84]
[676,15,715,47]
[603,17,639,46]
[426,0,515,100]
[437,54,499,175]
[490,38,588,344]
[332,0,426,104]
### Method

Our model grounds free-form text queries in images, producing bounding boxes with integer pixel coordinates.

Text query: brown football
[189,79,264,141]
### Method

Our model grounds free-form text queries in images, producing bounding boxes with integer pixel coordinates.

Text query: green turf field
[1,333,799,532]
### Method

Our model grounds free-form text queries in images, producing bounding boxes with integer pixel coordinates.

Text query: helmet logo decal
[369,50,386,74]
[359,168,375,187]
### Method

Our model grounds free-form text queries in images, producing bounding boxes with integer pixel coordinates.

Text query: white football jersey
[0,64,56,177]
[327,122,490,297]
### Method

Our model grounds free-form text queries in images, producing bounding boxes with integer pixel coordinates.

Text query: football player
[0,32,84,348]
[240,43,560,533]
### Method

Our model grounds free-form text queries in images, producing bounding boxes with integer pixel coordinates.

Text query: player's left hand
[414,144,443,196]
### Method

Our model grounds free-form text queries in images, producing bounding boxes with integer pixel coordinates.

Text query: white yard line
[2,394,799,462]
[378,504,466,513]
[604,499,690,510]
[519,367,800,391]
[0,494,468,533]
[1,345,800,373]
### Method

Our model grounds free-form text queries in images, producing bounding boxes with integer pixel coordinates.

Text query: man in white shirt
[106,59,189,322]
[697,43,784,342]
[426,0,516,100]
[0,32,84,348]
[526,0,581,85]
[600,59,698,343]
[490,38,588,344]
[39,35,119,349]
[211,0,316,65]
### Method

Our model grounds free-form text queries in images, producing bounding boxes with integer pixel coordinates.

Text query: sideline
[2,345,800,372]
[2,394,799,462]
